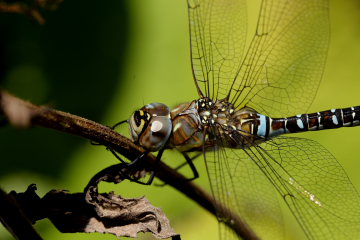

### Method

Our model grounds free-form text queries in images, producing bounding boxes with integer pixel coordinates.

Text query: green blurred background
[1,0,360,239]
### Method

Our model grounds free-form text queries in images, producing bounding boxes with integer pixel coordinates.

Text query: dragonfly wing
[204,127,284,239]
[228,0,329,117]
[187,0,247,100]
[245,136,360,239]
[205,128,360,239]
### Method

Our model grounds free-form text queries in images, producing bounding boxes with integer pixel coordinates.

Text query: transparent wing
[188,0,330,117]
[206,135,360,239]
[229,0,329,117]
[252,137,360,239]
[204,129,284,239]
[187,0,247,99]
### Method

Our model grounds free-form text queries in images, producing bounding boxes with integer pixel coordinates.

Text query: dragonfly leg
[111,119,127,129]
[85,162,152,191]
[169,152,200,172]
[154,152,200,187]
[108,147,131,165]
[180,152,199,181]
[129,148,165,185]
[102,149,154,185]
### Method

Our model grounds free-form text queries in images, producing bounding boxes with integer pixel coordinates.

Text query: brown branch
[0,90,259,240]
[0,187,43,240]
[0,0,63,24]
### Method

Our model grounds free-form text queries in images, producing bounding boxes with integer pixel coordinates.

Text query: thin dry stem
[0,90,259,240]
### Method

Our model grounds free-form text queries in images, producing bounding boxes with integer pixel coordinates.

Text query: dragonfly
[116,0,360,239]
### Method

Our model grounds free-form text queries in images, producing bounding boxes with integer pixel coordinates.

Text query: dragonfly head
[129,103,172,152]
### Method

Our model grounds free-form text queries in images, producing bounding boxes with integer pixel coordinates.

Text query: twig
[0,90,259,240]
[0,0,63,24]
[0,187,43,240]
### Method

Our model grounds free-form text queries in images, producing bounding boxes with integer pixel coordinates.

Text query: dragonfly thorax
[196,97,235,125]
[197,98,261,136]
[199,99,265,148]
[170,98,264,151]
[128,99,265,153]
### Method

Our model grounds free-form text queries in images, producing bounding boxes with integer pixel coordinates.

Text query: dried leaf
[8,185,180,239]
[83,163,179,238]
[85,192,178,239]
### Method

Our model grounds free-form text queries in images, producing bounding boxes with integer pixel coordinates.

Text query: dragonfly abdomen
[258,106,360,138]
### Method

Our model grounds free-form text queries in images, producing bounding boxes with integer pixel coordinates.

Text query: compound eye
[129,110,151,141]
[133,110,143,127]
[139,116,172,151]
